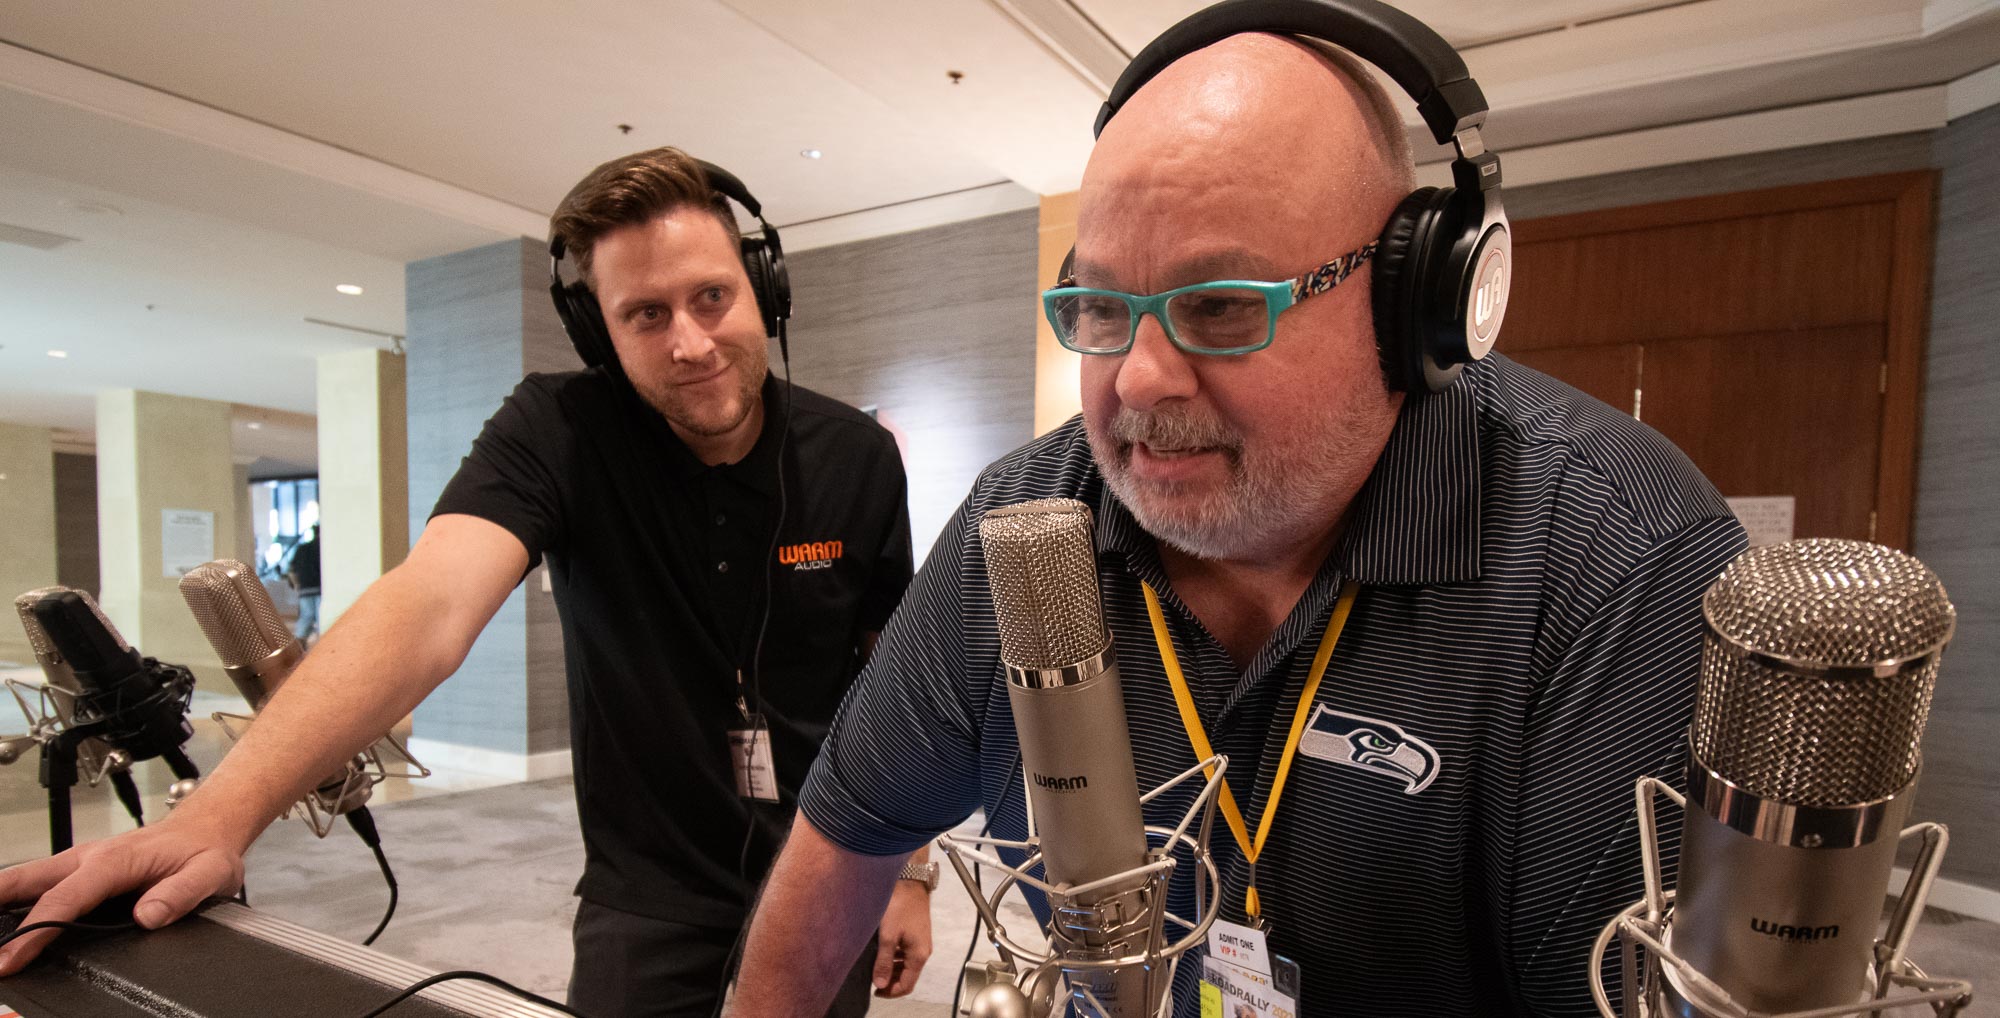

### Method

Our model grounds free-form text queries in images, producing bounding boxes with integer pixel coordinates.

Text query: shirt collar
[653,372,786,493]
[1088,368,1484,588]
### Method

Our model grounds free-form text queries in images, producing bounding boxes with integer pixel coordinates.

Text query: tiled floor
[3,659,1993,1016]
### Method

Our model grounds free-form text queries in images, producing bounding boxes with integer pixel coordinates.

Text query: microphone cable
[711,317,795,1018]
[344,806,398,946]
[349,970,591,1018]
[949,748,1024,1018]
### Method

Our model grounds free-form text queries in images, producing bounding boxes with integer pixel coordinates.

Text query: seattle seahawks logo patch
[1298,705,1441,794]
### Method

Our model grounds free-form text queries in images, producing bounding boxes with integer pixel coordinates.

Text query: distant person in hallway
[0,147,930,1018]
[283,525,321,644]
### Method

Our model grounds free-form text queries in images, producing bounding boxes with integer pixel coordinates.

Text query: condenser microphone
[27,588,200,781]
[1660,538,1956,1016]
[10,589,145,821]
[178,560,373,820]
[979,498,1157,1017]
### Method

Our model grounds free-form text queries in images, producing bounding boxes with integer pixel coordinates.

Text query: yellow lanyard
[1141,578,1358,921]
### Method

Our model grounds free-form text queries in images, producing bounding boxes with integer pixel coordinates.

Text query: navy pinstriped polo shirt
[800,354,1747,1016]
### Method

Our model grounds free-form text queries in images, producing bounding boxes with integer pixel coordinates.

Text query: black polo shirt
[802,354,1746,1015]
[433,369,913,927]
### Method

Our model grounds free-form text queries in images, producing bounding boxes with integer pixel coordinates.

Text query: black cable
[950,749,1024,1018]
[348,969,591,1018]
[109,769,145,828]
[0,917,137,949]
[711,318,795,1018]
[344,807,397,947]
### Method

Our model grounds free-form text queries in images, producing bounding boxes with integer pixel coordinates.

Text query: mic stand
[938,756,1229,1018]
[38,714,115,854]
[210,709,430,837]
[6,678,148,849]
[1589,777,1975,1018]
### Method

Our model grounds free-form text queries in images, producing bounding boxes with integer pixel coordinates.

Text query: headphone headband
[1095,0,1487,146]
[1076,0,1510,395]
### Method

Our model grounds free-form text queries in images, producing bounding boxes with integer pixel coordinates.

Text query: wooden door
[1502,172,1936,549]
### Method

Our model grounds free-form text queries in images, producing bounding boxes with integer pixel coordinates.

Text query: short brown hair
[549,146,740,286]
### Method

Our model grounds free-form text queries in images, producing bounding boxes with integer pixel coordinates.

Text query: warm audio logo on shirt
[778,539,843,571]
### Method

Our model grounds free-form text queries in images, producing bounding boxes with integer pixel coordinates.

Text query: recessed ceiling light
[800,148,822,160]
[46,350,67,359]
[335,283,364,295]
[247,422,263,430]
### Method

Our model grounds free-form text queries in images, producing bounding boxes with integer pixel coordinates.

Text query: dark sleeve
[857,430,914,634]
[1505,513,1747,1017]
[429,376,571,569]
[798,489,991,857]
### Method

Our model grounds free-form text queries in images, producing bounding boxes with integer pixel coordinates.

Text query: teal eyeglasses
[1043,241,1378,356]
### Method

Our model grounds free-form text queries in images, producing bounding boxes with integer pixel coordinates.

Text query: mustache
[1108,406,1241,453]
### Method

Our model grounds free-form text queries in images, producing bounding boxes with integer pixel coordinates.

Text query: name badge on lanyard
[728,669,779,802]
[728,720,779,802]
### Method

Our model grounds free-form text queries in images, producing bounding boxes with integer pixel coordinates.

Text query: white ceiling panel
[0,0,1006,226]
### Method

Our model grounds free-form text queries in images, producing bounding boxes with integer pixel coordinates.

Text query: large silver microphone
[936,499,1224,1018]
[177,560,427,836]
[1592,538,1975,1017]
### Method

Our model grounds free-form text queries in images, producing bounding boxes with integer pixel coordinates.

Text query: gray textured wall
[53,452,98,597]
[1911,103,2000,890]
[1510,119,1999,891]
[782,208,1039,556]
[404,237,575,757]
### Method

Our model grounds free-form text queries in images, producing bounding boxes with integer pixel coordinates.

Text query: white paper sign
[161,509,215,578]
[1725,496,1796,548]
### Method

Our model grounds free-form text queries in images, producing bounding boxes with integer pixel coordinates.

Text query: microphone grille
[1693,538,1954,807]
[178,560,292,668]
[14,587,69,660]
[979,499,1109,670]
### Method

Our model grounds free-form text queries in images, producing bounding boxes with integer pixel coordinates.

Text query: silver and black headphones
[1089,0,1511,393]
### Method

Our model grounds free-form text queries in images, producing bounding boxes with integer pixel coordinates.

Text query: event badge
[1200,919,1301,1018]
[728,720,779,802]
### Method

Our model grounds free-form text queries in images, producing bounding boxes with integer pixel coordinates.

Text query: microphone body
[11,588,125,780]
[980,499,1156,1017]
[1658,538,1954,1016]
[178,559,375,819]
[26,588,197,769]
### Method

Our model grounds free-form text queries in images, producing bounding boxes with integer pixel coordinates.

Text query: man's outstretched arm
[0,514,527,975]
[730,815,907,1015]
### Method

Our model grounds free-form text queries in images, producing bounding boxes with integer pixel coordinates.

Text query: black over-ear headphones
[1086,0,1510,393]
[549,159,792,373]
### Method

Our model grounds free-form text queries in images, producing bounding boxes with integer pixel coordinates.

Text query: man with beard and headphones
[729,3,1745,1016]
[0,147,931,1018]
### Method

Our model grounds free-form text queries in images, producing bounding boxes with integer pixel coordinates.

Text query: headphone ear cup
[741,237,793,339]
[553,279,615,370]
[1371,187,1446,393]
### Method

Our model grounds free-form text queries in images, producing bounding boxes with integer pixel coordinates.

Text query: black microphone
[177,559,426,836]
[27,588,200,783]
[10,588,147,824]
[1592,538,1975,1016]
[977,499,1160,1017]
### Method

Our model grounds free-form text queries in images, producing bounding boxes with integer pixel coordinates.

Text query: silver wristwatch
[897,860,940,892]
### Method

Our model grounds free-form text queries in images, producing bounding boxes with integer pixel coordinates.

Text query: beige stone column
[0,421,58,664]
[316,348,408,627]
[95,390,236,687]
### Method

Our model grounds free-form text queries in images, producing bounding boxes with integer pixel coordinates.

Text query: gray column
[404,237,577,777]
[0,421,58,665]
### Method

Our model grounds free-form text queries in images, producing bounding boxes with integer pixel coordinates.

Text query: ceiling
[2,0,1996,454]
